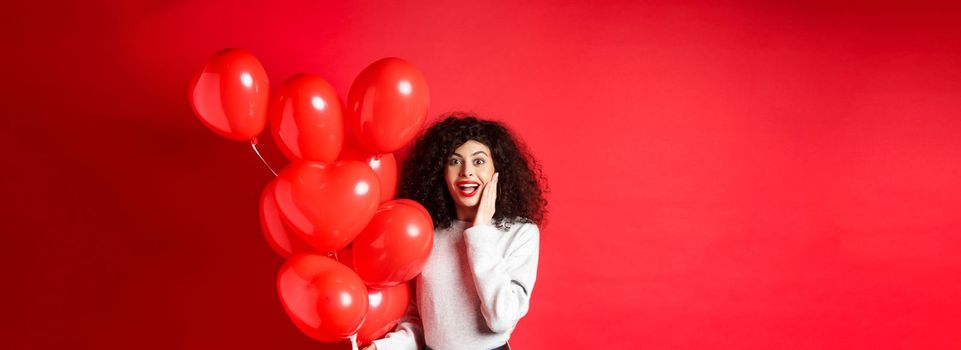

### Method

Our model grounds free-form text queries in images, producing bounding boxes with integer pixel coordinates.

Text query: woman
[365,113,548,350]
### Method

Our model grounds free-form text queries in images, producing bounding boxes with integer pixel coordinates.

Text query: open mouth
[455,181,480,197]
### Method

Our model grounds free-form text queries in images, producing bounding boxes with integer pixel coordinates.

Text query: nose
[460,165,472,177]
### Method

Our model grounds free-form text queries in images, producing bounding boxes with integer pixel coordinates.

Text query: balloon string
[250,137,277,177]
[349,333,358,350]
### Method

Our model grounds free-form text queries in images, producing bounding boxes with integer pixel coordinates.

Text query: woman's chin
[454,200,479,209]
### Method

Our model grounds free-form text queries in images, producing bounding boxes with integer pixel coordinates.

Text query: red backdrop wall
[3,0,961,348]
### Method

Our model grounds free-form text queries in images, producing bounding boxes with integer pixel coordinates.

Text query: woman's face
[445,140,496,210]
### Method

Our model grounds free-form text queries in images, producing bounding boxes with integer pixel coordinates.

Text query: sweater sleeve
[370,290,423,350]
[463,222,540,333]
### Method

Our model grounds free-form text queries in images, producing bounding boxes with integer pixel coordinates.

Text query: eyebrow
[451,151,490,158]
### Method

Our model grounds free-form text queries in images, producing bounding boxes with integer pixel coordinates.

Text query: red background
[3,0,961,348]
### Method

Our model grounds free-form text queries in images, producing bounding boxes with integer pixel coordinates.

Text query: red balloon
[339,139,398,203]
[260,179,314,257]
[336,246,355,269]
[270,74,345,162]
[189,48,270,141]
[277,254,368,342]
[274,160,381,252]
[357,283,412,346]
[353,199,434,287]
[346,57,429,153]
[399,198,432,221]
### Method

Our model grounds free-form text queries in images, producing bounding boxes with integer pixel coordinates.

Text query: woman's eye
[449,159,461,165]
[473,159,485,165]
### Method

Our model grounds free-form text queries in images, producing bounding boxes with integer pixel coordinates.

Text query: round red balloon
[353,199,434,287]
[346,57,429,153]
[402,198,432,221]
[277,254,368,342]
[336,246,355,269]
[339,139,398,203]
[357,283,412,346]
[188,48,270,141]
[260,179,314,258]
[274,160,381,252]
[270,74,345,162]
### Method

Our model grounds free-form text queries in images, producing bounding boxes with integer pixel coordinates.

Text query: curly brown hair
[398,112,548,230]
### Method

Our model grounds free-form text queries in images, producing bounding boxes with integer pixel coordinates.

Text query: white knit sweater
[371,219,540,350]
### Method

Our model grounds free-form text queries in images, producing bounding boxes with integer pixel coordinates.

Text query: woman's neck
[455,206,477,222]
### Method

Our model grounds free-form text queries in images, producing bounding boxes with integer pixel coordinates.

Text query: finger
[483,174,498,205]
[488,174,497,211]
[484,185,494,208]
[481,181,494,202]
[490,177,498,201]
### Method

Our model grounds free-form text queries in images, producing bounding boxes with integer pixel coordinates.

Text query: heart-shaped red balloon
[338,138,398,203]
[260,179,314,258]
[188,48,270,141]
[353,199,434,287]
[270,74,345,162]
[357,282,412,346]
[277,254,368,342]
[274,160,381,252]
[346,57,429,153]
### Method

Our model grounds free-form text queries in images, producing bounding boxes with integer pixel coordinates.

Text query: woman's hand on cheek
[473,172,498,227]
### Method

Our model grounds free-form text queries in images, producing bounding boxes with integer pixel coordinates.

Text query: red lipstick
[454,180,481,198]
